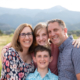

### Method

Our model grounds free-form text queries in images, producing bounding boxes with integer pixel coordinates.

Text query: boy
[26,45,58,80]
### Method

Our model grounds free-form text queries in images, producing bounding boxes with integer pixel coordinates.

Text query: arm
[72,38,80,48]
[1,48,18,79]
[72,48,80,80]
[76,73,80,80]
[1,42,11,62]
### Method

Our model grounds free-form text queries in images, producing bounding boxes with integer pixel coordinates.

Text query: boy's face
[33,51,52,69]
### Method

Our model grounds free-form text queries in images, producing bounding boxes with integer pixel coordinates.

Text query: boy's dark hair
[34,45,51,57]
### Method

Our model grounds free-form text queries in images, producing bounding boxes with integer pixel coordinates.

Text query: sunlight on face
[36,28,48,46]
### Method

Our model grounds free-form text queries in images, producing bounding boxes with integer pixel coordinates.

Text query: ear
[49,56,53,62]
[64,28,67,33]
[33,57,37,63]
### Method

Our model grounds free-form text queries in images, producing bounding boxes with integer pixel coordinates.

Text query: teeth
[52,37,57,40]
[40,41,46,44]
[25,41,30,43]
[40,62,45,64]
[54,38,56,39]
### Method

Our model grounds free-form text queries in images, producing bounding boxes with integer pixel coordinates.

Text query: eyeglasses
[19,32,33,38]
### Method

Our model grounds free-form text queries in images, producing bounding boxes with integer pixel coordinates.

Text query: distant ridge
[0,5,80,33]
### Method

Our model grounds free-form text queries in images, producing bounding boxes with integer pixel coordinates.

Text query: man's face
[48,22,67,46]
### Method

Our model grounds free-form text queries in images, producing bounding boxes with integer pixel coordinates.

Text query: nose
[25,35,29,39]
[50,31,55,37]
[39,35,43,40]
[41,56,44,61]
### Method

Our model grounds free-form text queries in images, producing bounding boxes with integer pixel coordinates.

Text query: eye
[36,34,39,37]
[27,32,32,35]
[48,31,51,34]
[54,29,58,32]
[21,33,26,36]
[43,33,47,36]
[37,55,41,58]
[44,55,48,57]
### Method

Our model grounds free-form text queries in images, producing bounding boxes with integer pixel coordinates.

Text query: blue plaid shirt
[26,69,58,80]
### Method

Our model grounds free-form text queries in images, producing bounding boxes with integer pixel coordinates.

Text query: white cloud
[0,0,80,11]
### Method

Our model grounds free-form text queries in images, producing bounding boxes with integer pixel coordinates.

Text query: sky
[0,0,80,11]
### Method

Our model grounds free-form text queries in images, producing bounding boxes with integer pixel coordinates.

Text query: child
[26,45,58,80]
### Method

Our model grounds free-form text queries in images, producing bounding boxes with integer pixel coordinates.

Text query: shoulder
[71,45,80,55]
[5,47,18,55]
[50,73,58,79]
[26,73,35,80]
[48,69,58,80]
[4,47,19,60]
[71,46,80,60]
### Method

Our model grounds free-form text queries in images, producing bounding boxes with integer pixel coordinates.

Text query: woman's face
[36,28,48,46]
[19,27,33,49]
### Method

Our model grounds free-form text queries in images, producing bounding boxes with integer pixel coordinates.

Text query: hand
[1,42,11,62]
[72,38,80,48]
[1,48,7,62]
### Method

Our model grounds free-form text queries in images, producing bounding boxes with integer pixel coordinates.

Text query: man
[47,19,80,80]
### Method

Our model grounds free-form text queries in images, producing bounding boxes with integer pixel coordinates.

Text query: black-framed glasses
[19,32,33,38]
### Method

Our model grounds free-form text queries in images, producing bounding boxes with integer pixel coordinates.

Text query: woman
[1,22,80,75]
[1,23,35,80]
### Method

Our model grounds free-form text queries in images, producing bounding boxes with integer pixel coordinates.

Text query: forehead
[21,27,32,33]
[36,51,49,55]
[36,28,47,34]
[48,22,61,30]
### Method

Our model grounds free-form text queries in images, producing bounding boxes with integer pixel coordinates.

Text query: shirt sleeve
[1,48,19,79]
[72,47,80,74]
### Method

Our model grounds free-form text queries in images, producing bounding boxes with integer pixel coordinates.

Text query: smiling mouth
[24,41,30,43]
[40,62,46,64]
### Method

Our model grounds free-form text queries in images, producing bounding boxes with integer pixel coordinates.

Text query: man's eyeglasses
[19,32,33,38]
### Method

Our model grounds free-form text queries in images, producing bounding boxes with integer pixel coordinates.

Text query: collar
[59,35,73,52]
[34,69,52,79]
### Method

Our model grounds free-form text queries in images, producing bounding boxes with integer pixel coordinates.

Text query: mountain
[0,5,80,34]
[0,23,14,34]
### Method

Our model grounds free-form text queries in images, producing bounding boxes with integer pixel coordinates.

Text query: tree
[0,30,3,35]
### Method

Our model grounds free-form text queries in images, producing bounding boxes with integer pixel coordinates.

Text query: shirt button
[59,69,60,72]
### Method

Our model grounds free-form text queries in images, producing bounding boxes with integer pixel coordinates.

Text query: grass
[0,34,13,77]
[0,34,79,77]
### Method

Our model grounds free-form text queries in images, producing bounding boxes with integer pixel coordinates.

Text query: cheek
[18,37,23,42]
[48,34,51,38]
[44,35,48,40]
[36,58,41,62]
[36,37,39,42]
[48,33,51,38]
[30,36,33,42]
[45,58,51,62]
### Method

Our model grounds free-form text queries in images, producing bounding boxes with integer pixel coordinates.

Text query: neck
[18,48,32,63]
[37,67,48,78]
[21,48,29,56]
[58,35,68,47]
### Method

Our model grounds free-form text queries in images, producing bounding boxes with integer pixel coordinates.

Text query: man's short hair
[34,45,51,57]
[47,19,66,29]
